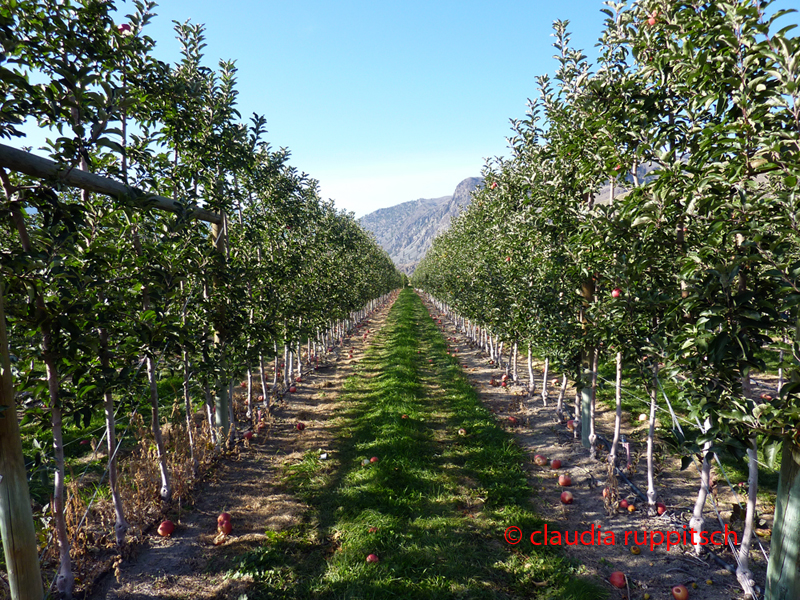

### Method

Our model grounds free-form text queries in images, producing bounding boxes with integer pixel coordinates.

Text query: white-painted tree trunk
[246,367,253,420]
[283,343,290,387]
[609,351,623,468]
[203,383,217,445]
[512,341,518,382]
[556,373,567,421]
[527,343,535,395]
[589,349,599,459]
[646,364,658,507]
[689,419,714,555]
[146,355,172,502]
[184,350,198,475]
[541,358,549,407]
[735,436,759,599]
[45,345,73,599]
[259,354,269,412]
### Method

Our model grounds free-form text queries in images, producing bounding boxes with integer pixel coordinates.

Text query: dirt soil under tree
[83,293,775,600]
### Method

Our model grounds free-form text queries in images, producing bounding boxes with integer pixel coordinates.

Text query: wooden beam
[0,143,221,224]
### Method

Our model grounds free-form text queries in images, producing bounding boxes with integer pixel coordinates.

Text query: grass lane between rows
[230,287,607,599]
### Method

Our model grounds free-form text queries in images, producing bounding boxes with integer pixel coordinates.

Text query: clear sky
[14,0,800,217]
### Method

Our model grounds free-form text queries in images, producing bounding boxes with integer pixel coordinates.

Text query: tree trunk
[736,436,759,599]
[555,373,567,422]
[646,363,658,507]
[0,282,44,600]
[283,343,289,387]
[541,358,549,407]
[689,422,713,556]
[609,351,623,467]
[146,355,171,502]
[259,354,269,413]
[512,341,518,382]
[765,436,800,600]
[246,367,253,420]
[588,349,599,459]
[183,349,198,476]
[100,326,129,544]
[527,343,535,395]
[203,382,217,445]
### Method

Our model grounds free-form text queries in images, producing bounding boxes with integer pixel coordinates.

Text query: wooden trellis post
[0,280,44,600]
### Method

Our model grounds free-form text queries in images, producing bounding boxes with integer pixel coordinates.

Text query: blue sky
[15,0,800,217]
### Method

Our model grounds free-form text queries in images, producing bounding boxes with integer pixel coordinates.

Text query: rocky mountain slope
[359,177,483,274]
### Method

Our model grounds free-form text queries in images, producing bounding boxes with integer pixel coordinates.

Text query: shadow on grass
[229,290,607,600]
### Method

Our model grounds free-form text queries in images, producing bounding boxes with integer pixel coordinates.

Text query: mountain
[359,177,483,274]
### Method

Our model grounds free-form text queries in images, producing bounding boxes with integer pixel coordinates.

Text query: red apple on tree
[612,288,622,298]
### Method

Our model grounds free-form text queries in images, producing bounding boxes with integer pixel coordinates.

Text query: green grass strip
[230,288,607,599]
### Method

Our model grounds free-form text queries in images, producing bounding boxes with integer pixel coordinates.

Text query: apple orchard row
[412,3,800,600]
[0,3,402,600]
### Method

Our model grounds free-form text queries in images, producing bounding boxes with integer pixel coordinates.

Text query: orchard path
[88,302,393,600]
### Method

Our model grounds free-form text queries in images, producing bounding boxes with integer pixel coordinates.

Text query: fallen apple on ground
[218,520,232,535]
[558,474,572,486]
[296,422,305,431]
[366,553,379,563]
[671,584,689,600]
[609,571,626,589]
[619,499,629,509]
[656,502,667,515]
[560,491,573,504]
[157,520,175,537]
[370,456,379,463]
[534,454,548,466]
[550,459,562,469]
